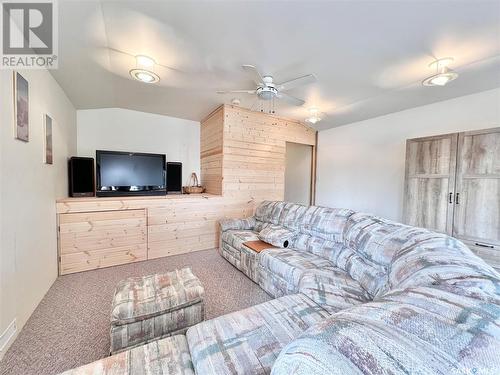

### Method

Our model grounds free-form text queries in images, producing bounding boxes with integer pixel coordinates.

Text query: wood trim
[200,104,224,124]
[311,131,318,205]
[458,127,500,137]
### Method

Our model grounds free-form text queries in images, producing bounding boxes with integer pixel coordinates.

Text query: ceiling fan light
[129,69,160,83]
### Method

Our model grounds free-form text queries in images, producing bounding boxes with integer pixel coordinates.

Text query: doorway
[284,142,313,205]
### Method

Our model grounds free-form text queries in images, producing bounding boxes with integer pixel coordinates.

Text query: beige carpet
[0,249,271,375]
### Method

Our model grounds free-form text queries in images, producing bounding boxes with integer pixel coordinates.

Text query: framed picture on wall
[13,71,29,142]
[44,114,53,164]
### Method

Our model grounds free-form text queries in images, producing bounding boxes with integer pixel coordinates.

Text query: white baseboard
[0,319,17,361]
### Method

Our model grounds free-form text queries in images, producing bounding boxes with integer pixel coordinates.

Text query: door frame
[284,141,316,206]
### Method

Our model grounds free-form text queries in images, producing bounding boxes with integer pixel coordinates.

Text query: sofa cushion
[221,229,259,252]
[292,234,343,259]
[343,212,410,267]
[388,230,500,291]
[254,201,287,225]
[272,280,500,375]
[253,202,353,247]
[60,335,194,375]
[299,206,354,242]
[186,294,330,375]
[258,224,296,248]
[259,248,335,292]
[298,268,371,314]
[219,217,256,232]
[329,245,388,297]
[277,202,308,230]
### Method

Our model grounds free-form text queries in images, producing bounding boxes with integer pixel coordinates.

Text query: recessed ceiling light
[305,107,322,124]
[129,69,160,83]
[422,57,458,87]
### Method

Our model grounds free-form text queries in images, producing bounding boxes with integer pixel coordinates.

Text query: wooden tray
[243,240,277,253]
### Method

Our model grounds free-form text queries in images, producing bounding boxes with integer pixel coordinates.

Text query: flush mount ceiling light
[130,69,160,83]
[422,57,458,87]
[130,55,160,84]
[305,107,322,124]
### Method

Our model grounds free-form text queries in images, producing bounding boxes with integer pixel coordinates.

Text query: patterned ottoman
[110,267,204,354]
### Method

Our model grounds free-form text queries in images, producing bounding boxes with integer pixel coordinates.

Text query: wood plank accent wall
[56,194,254,275]
[200,105,317,202]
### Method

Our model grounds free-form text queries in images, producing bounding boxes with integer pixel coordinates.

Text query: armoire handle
[475,242,494,249]
[455,192,460,204]
[448,192,453,204]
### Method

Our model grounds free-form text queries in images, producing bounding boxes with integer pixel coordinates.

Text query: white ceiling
[52,0,500,130]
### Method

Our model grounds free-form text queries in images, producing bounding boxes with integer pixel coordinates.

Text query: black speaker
[166,162,182,194]
[68,157,95,197]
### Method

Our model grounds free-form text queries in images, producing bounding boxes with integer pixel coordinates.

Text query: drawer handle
[475,242,495,249]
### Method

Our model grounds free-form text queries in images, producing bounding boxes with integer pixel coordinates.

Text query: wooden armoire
[403,127,500,270]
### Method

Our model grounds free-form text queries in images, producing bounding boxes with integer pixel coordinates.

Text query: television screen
[96,150,166,196]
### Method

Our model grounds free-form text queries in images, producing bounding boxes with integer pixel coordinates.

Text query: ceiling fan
[217,65,316,107]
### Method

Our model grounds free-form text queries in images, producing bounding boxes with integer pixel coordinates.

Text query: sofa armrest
[219,217,256,232]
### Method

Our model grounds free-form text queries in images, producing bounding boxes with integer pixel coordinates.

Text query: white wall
[316,88,500,221]
[285,142,312,205]
[0,70,77,358]
[77,108,200,185]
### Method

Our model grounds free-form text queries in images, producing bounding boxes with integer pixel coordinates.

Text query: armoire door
[403,133,458,234]
[453,127,500,267]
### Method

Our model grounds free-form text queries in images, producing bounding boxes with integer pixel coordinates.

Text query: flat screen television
[96,150,166,197]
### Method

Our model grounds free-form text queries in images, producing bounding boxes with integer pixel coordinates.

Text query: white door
[285,142,313,205]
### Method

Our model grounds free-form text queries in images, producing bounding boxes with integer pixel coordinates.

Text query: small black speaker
[166,162,182,194]
[68,157,95,197]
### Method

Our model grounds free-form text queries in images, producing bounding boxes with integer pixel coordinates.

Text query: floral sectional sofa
[63,201,500,375]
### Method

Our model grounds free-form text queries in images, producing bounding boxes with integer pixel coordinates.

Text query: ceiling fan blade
[242,65,266,86]
[216,90,256,94]
[277,93,305,106]
[277,74,317,91]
